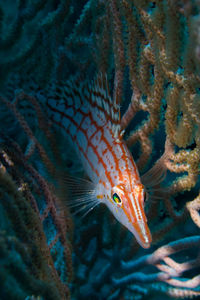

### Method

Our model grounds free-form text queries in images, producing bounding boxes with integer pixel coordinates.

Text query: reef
[0,1,200,299]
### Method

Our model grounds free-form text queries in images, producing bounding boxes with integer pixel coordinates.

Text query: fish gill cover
[0,0,200,299]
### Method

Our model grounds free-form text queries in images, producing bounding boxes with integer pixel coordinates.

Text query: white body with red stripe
[47,76,152,249]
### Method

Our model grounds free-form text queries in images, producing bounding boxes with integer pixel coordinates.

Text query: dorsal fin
[46,74,122,138]
[86,74,121,137]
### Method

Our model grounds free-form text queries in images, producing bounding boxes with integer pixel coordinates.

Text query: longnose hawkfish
[46,75,152,249]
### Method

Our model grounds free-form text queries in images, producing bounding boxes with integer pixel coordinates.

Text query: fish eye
[112,193,122,205]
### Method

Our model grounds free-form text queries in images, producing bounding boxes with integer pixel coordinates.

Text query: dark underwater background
[0,1,200,300]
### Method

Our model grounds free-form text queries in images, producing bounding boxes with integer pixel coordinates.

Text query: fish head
[106,183,152,249]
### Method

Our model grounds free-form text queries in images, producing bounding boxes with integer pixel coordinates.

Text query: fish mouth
[130,220,152,249]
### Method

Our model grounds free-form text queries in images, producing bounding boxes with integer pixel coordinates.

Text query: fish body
[47,75,152,249]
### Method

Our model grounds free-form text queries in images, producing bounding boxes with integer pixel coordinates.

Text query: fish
[46,74,152,249]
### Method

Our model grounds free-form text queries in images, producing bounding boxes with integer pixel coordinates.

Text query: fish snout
[132,220,152,249]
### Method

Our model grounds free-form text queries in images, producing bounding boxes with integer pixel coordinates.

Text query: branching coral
[0,0,200,299]
[64,0,200,298]
[0,92,73,299]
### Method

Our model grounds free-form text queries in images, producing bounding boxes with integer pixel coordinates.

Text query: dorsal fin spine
[47,74,122,138]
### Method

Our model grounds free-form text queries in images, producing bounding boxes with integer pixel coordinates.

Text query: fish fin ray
[56,173,100,219]
[46,73,122,139]
[141,155,169,203]
[89,73,121,138]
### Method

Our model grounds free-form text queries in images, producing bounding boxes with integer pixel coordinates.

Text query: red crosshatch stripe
[120,142,139,182]
[49,114,100,179]
[47,82,122,181]
[118,141,140,222]
[58,83,117,125]
[47,102,100,178]
[83,112,115,186]
[102,133,123,182]
[50,83,119,129]
[48,92,123,185]
[86,111,123,184]
[47,102,115,185]
[84,86,119,124]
